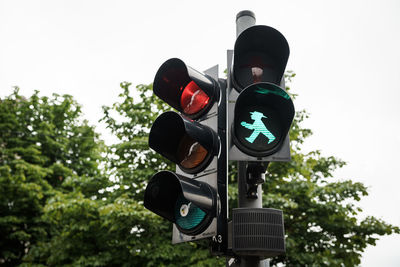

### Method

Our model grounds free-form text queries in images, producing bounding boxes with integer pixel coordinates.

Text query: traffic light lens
[177,134,208,169]
[251,66,263,83]
[233,83,294,156]
[236,109,281,152]
[175,194,206,230]
[233,25,290,91]
[235,53,280,89]
[180,81,210,115]
[240,111,276,144]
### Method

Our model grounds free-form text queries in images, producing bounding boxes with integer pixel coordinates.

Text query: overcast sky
[1,0,399,265]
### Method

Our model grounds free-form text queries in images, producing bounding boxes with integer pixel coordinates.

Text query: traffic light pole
[234,163,270,267]
[230,10,270,267]
[238,162,266,207]
[236,10,256,38]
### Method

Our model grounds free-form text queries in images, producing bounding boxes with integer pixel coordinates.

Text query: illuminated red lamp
[180,81,210,115]
[153,58,218,119]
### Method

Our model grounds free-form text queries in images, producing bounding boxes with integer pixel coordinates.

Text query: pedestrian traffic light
[144,58,227,251]
[227,25,295,161]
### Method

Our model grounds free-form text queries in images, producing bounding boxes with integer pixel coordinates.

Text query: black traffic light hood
[144,171,216,235]
[232,82,294,157]
[153,58,219,119]
[148,111,219,174]
[233,25,290,91]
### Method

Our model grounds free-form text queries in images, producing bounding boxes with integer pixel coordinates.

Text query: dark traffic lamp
[144,58,227,252]
[232,25,290,91]
[148,111,218,174]
[144,171,216,235]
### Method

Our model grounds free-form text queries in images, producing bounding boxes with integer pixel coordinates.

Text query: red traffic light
[180,81,210,115]
[153,58,219,119]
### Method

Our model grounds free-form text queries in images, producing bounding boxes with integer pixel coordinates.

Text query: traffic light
[152,58,219,120]
[144,58,227,251]
[226,23,292,259]
[228,25,295,161]
[142,10,294,263]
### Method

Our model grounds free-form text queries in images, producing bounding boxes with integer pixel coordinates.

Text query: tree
[101,73,398,266]
[0,88,107,266]
[99,83,219,266]
[2,71,398,266]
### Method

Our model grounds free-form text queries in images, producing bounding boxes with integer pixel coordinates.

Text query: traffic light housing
[144,171,216,235]
[153,58,219,119]
[148,111,218,174]
[226,24,292,259]
[232,83,294,157]
[144,58,227,251]
[232,25,290,90]
[228,25,295,161]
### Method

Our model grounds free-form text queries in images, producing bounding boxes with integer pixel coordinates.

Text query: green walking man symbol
[240,111,276,144]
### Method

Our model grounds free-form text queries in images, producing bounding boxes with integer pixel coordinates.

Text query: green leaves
[0,89,107,265]
[2,74,398,266]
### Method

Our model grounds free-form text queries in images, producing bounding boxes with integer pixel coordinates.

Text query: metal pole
[237,162,263,208]
[236,10,256,37]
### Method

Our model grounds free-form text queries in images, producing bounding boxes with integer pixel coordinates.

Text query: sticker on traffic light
[232,82,294,157]
[175,194,207,231]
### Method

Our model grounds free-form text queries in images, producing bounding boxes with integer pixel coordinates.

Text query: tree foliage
[0,88,107,266]
[99,75,398,266]
[1,73,398,266]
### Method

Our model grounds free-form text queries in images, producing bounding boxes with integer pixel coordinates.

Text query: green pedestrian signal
[228,25,295,161]
[240,111,276,144]
[232,83,294,158]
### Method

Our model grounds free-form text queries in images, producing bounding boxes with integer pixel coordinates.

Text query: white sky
[1,0,399,265]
